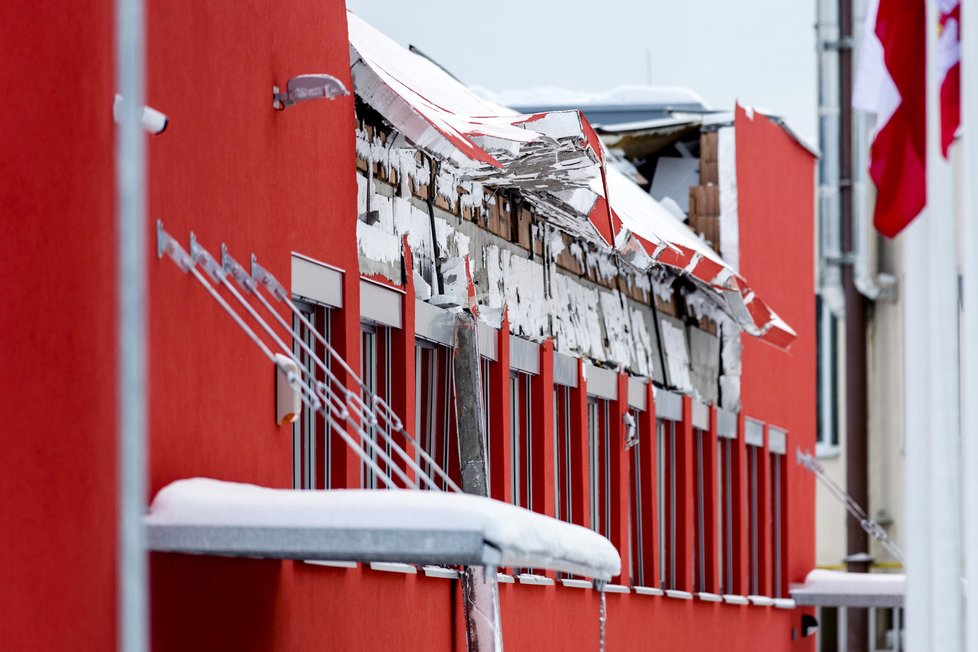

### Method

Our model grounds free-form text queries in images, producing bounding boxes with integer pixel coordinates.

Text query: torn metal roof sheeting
[347,11,796,349]
[597,166,797,348]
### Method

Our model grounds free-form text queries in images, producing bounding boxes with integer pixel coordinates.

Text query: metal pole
[902,216,932,652]
[453,311,503,652]
[839,0,870,647]
[925,0,962,648]
[116,0,148,647]
[962,0,978,643]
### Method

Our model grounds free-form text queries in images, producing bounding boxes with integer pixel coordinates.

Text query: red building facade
[1,2,816,650]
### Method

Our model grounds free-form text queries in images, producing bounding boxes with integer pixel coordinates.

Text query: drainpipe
[115,0,149,649]
[838,0,870,650]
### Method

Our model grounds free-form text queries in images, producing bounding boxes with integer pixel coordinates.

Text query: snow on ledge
[146,478,621,580]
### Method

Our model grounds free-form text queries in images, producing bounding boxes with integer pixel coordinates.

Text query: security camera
[113,94,168,135]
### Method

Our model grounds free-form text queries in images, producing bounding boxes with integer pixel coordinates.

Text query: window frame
[745,417,765,596]
[292,299,331,490]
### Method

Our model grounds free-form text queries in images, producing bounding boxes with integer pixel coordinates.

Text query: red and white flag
[938,0,961,156]
[853,0,961,238]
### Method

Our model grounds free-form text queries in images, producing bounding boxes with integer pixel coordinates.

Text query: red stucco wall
[0,1,118,649]
[735,104,818,598]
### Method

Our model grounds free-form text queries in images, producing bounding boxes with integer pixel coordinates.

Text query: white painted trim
[554,352,578,387]
[496,573,515,584]
[292,254,344,308]
[415,300,453,346]
[560,578,593,589]
[655,388,682,421]
[692,400,709,430]
[722,594,750,605]
[768,426,787,455]
[360,279,403,329]
[717,408,737,439]
[697,592,723,602]
[586,364,618,400]
[745,418,765,447]
[634,586,665,596]
[303,560,358,569]
[477,322,498,361]
[773,598,797,610]
[601,584,630,594]
[628,377,647,411]
[747,595,775,606]
[665,589,693,600]
[517,573,554,586]
[422,565,460,579]
[370,562,417,574]
[510,336,540,375]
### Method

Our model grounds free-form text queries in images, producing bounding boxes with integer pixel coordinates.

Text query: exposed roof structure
[348,11,796,348]
[146,478,622,580]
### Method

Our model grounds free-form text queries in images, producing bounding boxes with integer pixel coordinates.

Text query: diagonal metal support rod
[797,449,906,565]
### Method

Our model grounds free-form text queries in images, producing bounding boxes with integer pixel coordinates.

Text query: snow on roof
[146,478,622,580]
[482,85,708,110]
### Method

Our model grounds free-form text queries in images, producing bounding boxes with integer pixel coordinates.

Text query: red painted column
[570,360,590,529]
[732,413,750,596]
[675,396,696,592]
[325,265,363,489]
[532,340,556,579]
[703,406,720,594]
[488,312,512,504]
[609,373,631,584]
[641,384,660,587]
[532,340,556,518]
[390,238,417,488]
[775,449,790,598]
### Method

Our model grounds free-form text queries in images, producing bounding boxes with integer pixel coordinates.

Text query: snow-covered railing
[156,221,460,493]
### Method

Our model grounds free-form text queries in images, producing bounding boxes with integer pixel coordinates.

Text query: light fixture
[273,74,349,110]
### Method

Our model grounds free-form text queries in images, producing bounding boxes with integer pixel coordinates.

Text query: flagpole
[924,0,962,650]
[960,0,978,648]
[902,170,933,651]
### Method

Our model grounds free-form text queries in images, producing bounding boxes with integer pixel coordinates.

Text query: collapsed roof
[348,11,796,349]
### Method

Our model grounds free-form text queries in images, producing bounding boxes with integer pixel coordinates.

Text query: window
[588,398,612,538]
[510,370,534,509]
[817,297,840,455]
[745,418,765,595]
[361,322,392,489]
[482,356,493,493]
[554,383,574,523]
[628,407,654,587]
[717,425,736,595]
[293,300,331,489]
[769,426,788,598]
[693,426,708,593]
[657,418,678,589]
[416,339,460,491]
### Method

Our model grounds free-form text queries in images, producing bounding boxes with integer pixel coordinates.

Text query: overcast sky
[346,0,818,144]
